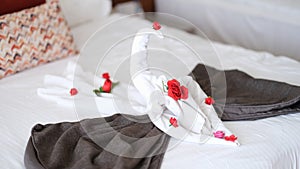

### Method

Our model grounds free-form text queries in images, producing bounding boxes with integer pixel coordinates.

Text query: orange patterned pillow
[0,0,77,79]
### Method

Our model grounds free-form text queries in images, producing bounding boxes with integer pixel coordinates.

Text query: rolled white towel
[37,60,109,108]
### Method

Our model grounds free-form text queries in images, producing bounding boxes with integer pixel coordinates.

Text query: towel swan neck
[130,28,164,104]
[130,28,163,76]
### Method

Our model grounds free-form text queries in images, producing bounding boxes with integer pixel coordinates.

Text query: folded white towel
[37,60,112,108]
[37,60,148,118]
[38,61,98,98]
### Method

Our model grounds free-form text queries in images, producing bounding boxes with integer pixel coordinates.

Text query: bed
[155,0,300,62]
[1,0,300,169]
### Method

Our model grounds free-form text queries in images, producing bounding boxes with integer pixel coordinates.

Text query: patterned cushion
[0,0,77,79]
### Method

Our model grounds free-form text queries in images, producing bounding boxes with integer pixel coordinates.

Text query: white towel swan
[130,27,239,146]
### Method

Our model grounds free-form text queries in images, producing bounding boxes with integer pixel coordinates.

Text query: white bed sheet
[155,0,300,61]
[1,13,300,169]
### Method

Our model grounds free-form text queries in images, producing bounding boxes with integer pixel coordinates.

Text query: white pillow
[58,0,112,28]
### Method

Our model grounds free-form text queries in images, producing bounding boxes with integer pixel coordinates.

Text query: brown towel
[190,64,300,120]
[24,114,170,169]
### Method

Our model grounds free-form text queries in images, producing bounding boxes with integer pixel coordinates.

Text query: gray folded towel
[190,64,300,120]
[24,114,170,169]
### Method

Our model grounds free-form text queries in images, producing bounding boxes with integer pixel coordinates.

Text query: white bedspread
[1,13,300,169]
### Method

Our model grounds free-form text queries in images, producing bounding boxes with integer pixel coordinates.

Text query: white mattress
[1,13,300,169]
[155,0,300,61]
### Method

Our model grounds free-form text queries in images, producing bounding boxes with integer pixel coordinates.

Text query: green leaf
[93,89,101,96]
[112,82,119,89]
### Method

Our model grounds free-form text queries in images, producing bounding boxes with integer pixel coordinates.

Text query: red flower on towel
[94,72,119,95]
[153,21,161,30]
[225,134,237,142]
[70,88,78,96]
[167,79,181,101]
[167,79,188,101]
[205,96,215,105]
[102,72,110,79]
[169,117,178,127]
[102,79,112,93]
[101,72,112,93]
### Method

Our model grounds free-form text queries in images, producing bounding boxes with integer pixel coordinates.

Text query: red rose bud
[205,96,215,105]
[180,85,188,100]
[102,79,112,93]
[102,72,110,79]
[225,134,238,142]
[70,88,78,96]
[167,79,181,101]
[169,117,178,127]
[153,21,161,30]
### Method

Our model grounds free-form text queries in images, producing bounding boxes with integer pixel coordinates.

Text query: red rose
[180,86,188,100]
[153,21,161,30]
[205,96,215,105]
[70,88,78,96]
[224,134,237,142]
[167,79,181,101]
[102,72,110,79]
[169,117,178,127]
[102,79,112,93]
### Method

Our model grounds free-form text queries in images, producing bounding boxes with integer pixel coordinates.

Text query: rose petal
[70,88,78,96]
[205,96,215,105]
[180,85,188,99]
[225,134,237,142]
[153,21,161,30]
[213,130,225,139]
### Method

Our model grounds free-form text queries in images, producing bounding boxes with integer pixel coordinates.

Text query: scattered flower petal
[205,96,215,105]
[70,88,78,96]
[213,130,225,139]
[225,134,238,142]
[153,21,161,30]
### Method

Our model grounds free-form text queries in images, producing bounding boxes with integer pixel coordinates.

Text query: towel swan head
[134,28,164,40]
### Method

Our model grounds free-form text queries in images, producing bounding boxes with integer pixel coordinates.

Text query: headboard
[112,0,155,12]
[0,0,155,15]
[0,0,46,15]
